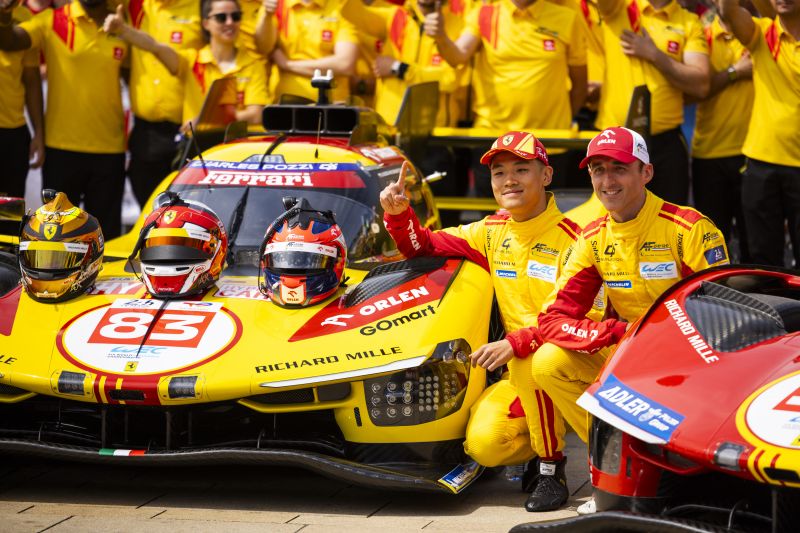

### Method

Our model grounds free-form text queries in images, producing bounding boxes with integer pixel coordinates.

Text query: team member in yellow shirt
[0,0,129,238]
[691,2,753,262]
[428,0,588,195]
[104,0,268,129]
[0,2,43,198]
[255,0,358,103]
[595,0,710,205]
[125,0,204,209]
[720,0,800,267]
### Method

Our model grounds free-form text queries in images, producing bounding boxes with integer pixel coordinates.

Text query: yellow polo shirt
[742,17,800,167]
[127,0,203,123]
[596,0,707,135]
[548,0,605,83]
[237,0,264,55]
[180,46,269,124]
[272,0,359,103]
[0,5,39,129]
[692,16,753,159]
[349,0,467,125]
[21,2,129,153]
[464,0,587,131]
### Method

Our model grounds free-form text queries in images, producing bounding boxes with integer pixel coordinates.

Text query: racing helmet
[18,190,104,302]
[259,197,347,307]
[133,194,227,298]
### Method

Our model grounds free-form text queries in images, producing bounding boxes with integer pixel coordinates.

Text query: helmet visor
[19,241,89,273]
[144,228,215,261]
[264,242,338,273]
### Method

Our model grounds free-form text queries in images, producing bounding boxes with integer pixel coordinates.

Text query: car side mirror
[0,197,25,222]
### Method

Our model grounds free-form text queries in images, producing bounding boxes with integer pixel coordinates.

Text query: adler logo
[170,31,183,44]
[667,41,679,54]
[543,39,556,51]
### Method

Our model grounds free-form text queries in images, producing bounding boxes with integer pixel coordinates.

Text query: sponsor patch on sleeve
[704,245,727,265]
[595,374,685,441]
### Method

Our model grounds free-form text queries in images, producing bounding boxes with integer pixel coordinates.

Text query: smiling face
[489,152,553,222]
[772,0,799,17]
[588,156,653,223]
[202,0,241,45]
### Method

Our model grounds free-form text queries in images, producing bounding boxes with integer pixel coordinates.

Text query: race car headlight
[713,442,746,471]
[363,339,470,427]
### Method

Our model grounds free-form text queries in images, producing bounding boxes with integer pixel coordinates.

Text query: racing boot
[524,457,568,512]
[521,456,540,493]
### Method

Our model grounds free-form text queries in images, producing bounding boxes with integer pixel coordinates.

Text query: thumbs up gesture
[103,4,127,35]
[423,0,444,39]
[379,161,411,216]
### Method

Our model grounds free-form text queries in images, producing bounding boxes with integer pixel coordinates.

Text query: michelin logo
[605,280,633,289]
[595,374,685,441]
[496,269,517,279]
[527,260,557,283]
[639,261,677,280]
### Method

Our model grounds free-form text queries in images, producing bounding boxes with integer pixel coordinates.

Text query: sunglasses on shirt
[208,11,242,23]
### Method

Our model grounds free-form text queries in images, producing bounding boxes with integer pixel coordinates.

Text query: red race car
[515,265,800,533]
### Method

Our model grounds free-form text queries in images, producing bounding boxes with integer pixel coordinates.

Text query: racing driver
[381,131,602,512]
[505,126,729,513]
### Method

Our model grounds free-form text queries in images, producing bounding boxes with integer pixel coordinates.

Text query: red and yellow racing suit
[507,191,729,441]
[385,193,598,464]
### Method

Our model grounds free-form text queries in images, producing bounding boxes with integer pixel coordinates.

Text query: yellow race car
[0,97,495,493]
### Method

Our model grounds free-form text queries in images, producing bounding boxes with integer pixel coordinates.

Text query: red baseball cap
[579,127,650,168]
[479,131,550,166]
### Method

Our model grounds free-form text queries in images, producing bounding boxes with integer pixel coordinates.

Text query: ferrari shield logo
[163,210,176,225]
[43,223,58,240]
[502,135,514,146]
[124,361,139,372]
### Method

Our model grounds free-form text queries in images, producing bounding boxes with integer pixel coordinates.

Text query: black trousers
[0,125,31,198]
[42,147,126,239]
[648,127,690,205]
[128,117,181,209]
[692,155,749,262]
[742,158,800,267]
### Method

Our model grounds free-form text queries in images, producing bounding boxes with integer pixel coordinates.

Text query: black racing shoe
[521,456,540,493]
[524,457,568,512]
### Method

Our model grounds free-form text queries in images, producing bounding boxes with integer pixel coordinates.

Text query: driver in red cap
[506,126,729,513]
[381,131,604,512]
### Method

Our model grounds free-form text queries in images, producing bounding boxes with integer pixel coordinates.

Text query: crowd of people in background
[0,0,798,255]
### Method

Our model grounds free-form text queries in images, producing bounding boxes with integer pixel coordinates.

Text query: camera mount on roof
[311,69,334,105]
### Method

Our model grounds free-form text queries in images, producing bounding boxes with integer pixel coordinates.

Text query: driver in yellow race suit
[505,126,729,513]
[380,131,603,512]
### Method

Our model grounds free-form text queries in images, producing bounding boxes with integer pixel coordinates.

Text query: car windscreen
[167,184,382,267]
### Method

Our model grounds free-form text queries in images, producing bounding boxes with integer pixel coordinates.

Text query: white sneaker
[576,498,596,515]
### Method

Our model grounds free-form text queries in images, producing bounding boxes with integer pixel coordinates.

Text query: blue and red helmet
[259,198,347,307]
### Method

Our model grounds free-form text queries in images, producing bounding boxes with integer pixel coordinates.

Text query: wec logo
[527,260,557,283]
[639,262,677,280]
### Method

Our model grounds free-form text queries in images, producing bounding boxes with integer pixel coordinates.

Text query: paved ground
[0,434,590,533]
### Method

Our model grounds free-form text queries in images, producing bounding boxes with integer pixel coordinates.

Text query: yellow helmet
[18,191,104,302]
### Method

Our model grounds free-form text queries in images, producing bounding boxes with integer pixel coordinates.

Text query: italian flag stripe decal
[99,448,147,456]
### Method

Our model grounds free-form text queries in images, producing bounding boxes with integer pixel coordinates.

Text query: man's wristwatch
[390,60,409,80]
[726,65,738,83]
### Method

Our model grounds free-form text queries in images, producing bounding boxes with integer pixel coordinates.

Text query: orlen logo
[597,129,616,146]
[639,261,677,280]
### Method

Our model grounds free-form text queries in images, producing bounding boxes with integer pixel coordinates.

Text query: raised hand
[103,4,126,35]
[379,161,410,216]
[469,339,514,371]
[423,0,444,39]
[262,0,278,15]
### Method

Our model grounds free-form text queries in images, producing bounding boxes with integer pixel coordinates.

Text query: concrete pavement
[0,433,590,533]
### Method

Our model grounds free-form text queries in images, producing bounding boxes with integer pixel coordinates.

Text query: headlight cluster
[363,339,471,426]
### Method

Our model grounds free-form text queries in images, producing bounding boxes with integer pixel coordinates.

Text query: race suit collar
[505,191,562,237]
[605,189,659,238]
